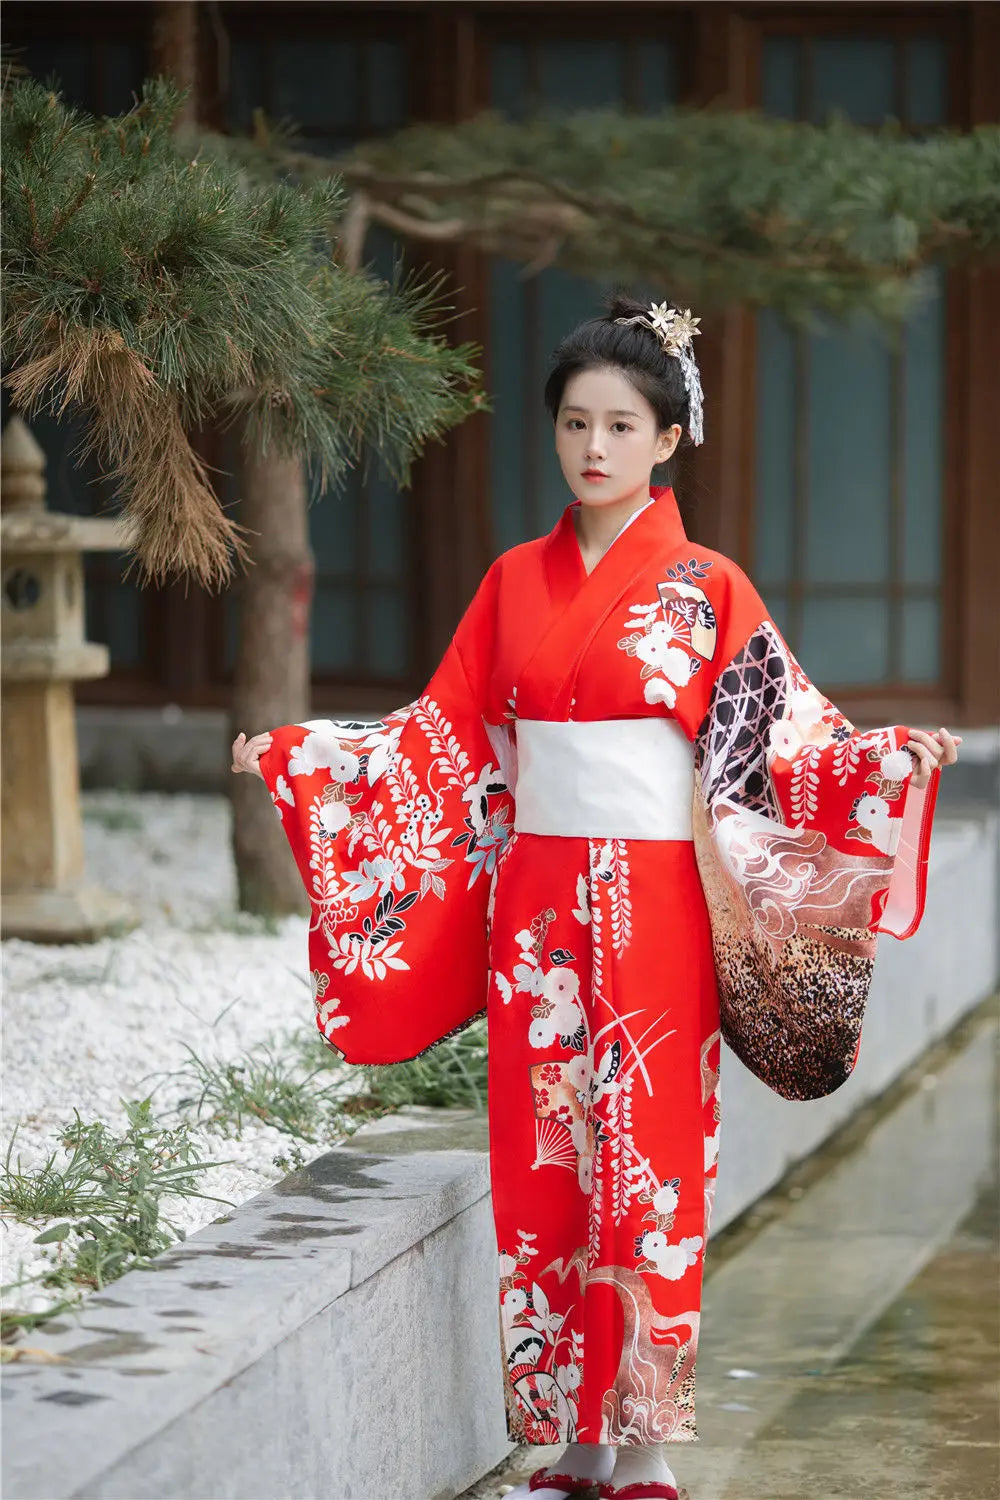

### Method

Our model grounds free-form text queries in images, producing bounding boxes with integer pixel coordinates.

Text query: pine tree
[227,104,1000,323]
[1,75,488,591]
[1,72,489,917]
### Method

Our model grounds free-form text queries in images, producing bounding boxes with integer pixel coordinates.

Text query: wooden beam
[685,5,757,562]
[406,7,496,679]
[958,2,1000,722]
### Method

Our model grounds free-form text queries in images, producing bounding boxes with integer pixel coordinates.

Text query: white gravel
[1,790,361,1315]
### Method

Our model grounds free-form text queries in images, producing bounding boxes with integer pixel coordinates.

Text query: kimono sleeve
[668,559,939,1102]
[258,561,513,1066]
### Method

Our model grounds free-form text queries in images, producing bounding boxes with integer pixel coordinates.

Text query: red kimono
[259,486,937,1448]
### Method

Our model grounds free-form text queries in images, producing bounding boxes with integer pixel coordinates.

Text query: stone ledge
[3,1129,504,1500]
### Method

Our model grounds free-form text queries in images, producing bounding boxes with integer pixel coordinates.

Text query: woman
[232,294,960,1500]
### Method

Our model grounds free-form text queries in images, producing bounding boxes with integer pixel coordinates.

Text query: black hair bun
[604,291,655,324]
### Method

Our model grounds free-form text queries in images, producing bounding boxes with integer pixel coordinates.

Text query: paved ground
[460,997,999,1500]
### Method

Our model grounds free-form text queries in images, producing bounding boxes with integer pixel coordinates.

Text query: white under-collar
[612,495,655,542]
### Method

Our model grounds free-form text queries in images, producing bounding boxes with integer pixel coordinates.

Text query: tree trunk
[229,438,314,915]
[151,2,199,128]
[148,3,314,914]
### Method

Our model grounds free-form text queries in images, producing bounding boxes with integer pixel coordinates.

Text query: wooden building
[4,2,998,728]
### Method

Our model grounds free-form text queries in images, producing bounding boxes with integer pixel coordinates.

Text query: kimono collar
[545,484,688,600]
[521,485,690,719]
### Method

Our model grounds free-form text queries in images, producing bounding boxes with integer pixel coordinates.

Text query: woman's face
[554,365,681,509]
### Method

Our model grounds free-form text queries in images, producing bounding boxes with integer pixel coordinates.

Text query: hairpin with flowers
[613,301,705,446]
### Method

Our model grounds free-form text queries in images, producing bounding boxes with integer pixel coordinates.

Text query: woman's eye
[613,422,632,433]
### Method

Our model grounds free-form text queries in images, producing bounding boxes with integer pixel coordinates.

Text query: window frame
[735,3,992,727]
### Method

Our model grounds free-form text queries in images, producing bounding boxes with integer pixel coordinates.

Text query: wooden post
[685,4,758,563]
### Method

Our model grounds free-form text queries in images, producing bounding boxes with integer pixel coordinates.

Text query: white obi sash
[509,718,694,840]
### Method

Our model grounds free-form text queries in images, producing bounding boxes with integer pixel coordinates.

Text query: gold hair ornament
[613,301,705,445]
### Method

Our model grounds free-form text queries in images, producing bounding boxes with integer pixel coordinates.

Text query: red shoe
[528,1468,603,1494]
[596,1483,680,1499]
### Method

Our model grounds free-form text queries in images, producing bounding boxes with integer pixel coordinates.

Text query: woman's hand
[231,729,273,780]
[904,727,962,791]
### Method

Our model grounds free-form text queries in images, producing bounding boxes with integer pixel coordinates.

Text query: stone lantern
[1,416,139,941]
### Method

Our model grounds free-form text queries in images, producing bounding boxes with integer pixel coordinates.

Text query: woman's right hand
[231,729,273,779]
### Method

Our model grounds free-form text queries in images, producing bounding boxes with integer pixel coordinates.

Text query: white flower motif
[290,731,360,781]
[514,929,535,954]
[789,688,825,732]
[652,1180,680,1216]
[318,799,351,836]
[640,1230,668,1260]
[495,972,514,1005]
[577,1154,593,1194]
[636,625,697,706]
[543,967,580,1004]
[557,1361,582,1392]
[768,721,802,760]
[529,1016,558,1049]
[275,774,294,807]
[550,997,583,1036]
[570,1118,589,1154]
[502,1286,527,1316]
[705,1127,720,1172]
[641,1231,704,1280]
[880,749,913,782]
[330,749,361,781]
[635,620,684,671]
[567,1054,593,1094]
[655,1244,693,1280]
[852,793,900,855]
[644,676,677,708]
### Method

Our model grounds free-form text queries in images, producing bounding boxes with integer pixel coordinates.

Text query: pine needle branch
[1,75,487,588]
[225,104,1000,322]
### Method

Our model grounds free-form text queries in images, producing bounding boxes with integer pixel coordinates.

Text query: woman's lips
[582,470,608,480]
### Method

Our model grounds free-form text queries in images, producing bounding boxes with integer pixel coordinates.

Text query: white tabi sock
[608,1441,677,1489]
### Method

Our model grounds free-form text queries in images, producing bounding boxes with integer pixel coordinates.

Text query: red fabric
[259,484,937,1446]
[488,833,718,1444]
[597,1483,680,1499]
[528,1468,603,1493]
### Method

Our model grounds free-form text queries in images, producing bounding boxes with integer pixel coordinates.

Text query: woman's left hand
[904,727,962,790]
